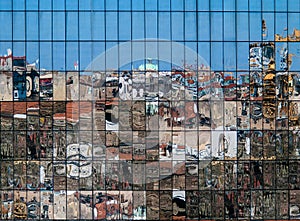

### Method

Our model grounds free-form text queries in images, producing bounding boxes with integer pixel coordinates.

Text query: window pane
[198,42,210,68]
[119,12,132,40]
[53,42,65,70]
[210,0,223,11]
[185,12,196,41]
[119,0,131,10]
[39,0,51,10]
[250,12,262,41]
[185,0,196,11]
[13,0,25,10]
[224,42,236,71]
[224,12,236,41]
[146,12,157,39]
[198,12,210,41]
[211,12,223,41]
[288,0,300,12]
[197,0,209,11]
[13,12,25,40]
[237,12,249,41]
[79,0,92,10]
[80,12,92,40]
[92,12,105,40]
[224,0,235,11]
[276,0,287,11]
[132,12,144,39]
[0,0,12,10]
[66,12,78,40]
[262,0,274,11]
[211,42,223,70]
[0,12,12,40]
[106,0,117,10]
[237,0,248,11]
[172,12,184,41]
[66,42,78,70]
[276,13,287,38]
[26,42,39,67]
[132,0,144,10]
[171,0,184,11]
[250,0,261,11]
[80,42,92,71]
[66,0,78,10]
[40,12,52,41]
[263,13,275,41]
[158,12,170,39]
[237,42,248,70]
[92,0,104,10]
[53,12,65,40]
[40,42,52,70]
[158,0,170,10]
[53,0,64,10]
[106,12,118,40]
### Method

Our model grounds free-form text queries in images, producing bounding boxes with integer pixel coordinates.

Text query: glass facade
[1,0,300,220]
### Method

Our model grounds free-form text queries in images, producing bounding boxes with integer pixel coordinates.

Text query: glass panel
[39,42,52,70]
[53,0,65,10]
[211,42,223,70]
[197,0,209,11]
[119,12,132,40]
[26,1,39,11]
[79,12,92,40]
[39,0,52,10]
[0,12,12,40]
[66,12,78,41]
[92,12,105,40]
[79,0,92,10]
[224,12,236,41]
[224,42,236,71]
[106,12,118,40]
[237,0,248,11]
[211,12,223,41]
[146,12,157,39]
[0,0,12,10]
[276,0,287,11]
[250,0,261,11]
[262,0,274,11]
[119,0,131,10]
[185,0,196,11]
[66,0,78,10]
[132,12,145,39]
[53,42,65,71]
[171,0,184,11]
[172,12,184,41]
[106,0,117,10]
[13,0,25,10]
[158,12,170,39]
[198,12,210,41]
[224,0,235,11]
[210,0,223,11]
[40,12,52,41]
[185,12,196,41]
[288,0,300,12]
[53,12,65,41]
[13,12,25,40]
[132,0,144,10]
[250,12,262,41]
[237,12,249,41]
[66,42,78,71]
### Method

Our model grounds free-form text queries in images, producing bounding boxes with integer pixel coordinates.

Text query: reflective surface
[1,0,300,220]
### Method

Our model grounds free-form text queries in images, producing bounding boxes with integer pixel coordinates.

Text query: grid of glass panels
[0,0,300,220]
